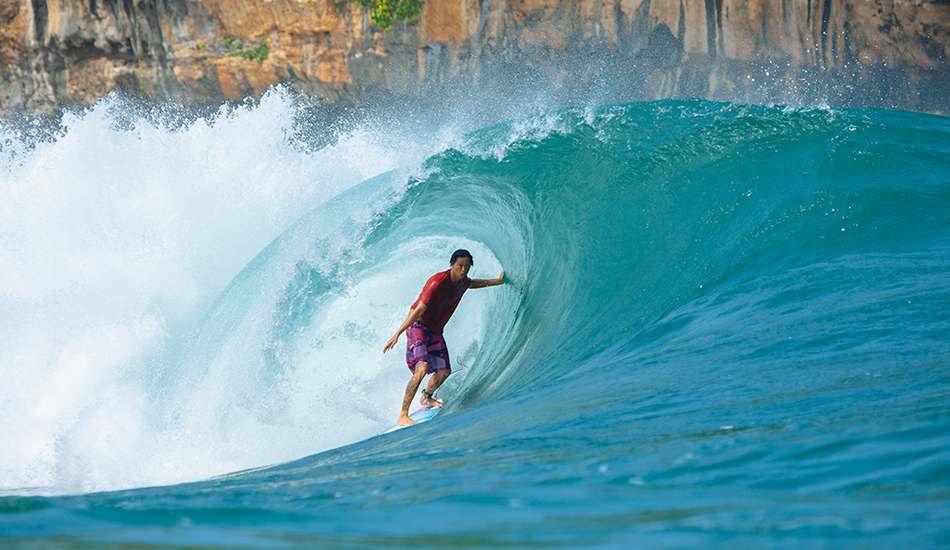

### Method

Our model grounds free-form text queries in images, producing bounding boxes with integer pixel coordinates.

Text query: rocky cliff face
[1,0,948,115]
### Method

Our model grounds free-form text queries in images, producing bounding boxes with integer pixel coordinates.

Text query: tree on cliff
[337,0,424,30]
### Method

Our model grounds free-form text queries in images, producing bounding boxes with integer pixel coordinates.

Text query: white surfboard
[385,404,442,433]
[385,357,467,434]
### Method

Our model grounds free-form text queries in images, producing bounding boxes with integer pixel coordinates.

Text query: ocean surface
[1,92,949,548]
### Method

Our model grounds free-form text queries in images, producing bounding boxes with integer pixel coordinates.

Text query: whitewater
[1,89,948,547]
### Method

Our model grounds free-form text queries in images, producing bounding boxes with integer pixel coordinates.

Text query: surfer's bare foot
[397,414,418,427]
[420,395,444,408]
[419,392,445,409]
[420,389,444,408]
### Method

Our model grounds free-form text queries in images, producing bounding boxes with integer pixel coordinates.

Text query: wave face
[2,95,949,546]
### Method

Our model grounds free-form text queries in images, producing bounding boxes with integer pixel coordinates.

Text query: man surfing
[383,249,505,426]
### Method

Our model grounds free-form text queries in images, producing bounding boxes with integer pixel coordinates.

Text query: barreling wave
[2,95,948,499]
[372,101,950,408]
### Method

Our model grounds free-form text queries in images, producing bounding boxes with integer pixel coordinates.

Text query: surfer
[383,249,505,426]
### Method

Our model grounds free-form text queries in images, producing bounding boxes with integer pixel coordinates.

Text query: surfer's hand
[383,335,398,354]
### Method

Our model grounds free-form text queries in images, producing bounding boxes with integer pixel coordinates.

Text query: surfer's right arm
[383,302,427,354]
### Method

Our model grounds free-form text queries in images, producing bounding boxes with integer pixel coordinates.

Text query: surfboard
[384,404,442,433]
[385,356,465,434]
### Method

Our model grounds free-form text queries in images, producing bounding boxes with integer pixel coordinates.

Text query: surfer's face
[451,257,472,281]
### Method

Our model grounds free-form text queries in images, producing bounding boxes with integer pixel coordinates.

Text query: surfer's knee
[433,366,450,382]
[413,362,429,379]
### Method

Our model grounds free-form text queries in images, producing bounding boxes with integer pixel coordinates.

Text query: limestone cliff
[1,0,948,115]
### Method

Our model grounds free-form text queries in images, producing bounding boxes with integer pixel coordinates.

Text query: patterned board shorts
[405,321,451,374]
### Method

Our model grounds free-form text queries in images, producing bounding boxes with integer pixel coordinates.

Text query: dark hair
[450,249,473,266]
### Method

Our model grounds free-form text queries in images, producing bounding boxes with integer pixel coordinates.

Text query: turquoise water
[1,97,949,547]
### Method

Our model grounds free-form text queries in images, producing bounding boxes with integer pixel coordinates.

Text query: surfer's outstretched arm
[470,271,505,289]
[383,302,427,354]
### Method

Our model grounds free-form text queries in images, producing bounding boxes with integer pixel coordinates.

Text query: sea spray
[0,90,438,493]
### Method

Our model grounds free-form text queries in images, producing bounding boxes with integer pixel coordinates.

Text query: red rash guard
[411,269,471,335]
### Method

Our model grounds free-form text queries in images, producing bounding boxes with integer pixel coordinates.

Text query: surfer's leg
[419,334,450,407]
[398,362,428,426]
[423,366,450,406]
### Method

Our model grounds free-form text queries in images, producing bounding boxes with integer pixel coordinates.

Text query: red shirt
[412,269,471,334]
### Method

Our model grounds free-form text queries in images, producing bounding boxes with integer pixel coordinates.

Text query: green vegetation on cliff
[221,34,270,64]
[336,0,424,31]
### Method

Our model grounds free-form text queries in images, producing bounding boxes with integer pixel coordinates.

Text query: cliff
[1,0,948,115]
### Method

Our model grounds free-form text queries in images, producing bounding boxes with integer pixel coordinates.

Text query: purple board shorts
[405,321,451,374]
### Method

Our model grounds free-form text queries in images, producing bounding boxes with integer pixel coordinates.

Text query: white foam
[0,89,441,495]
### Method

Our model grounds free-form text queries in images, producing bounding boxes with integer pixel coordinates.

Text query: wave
[2,93,948,497]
